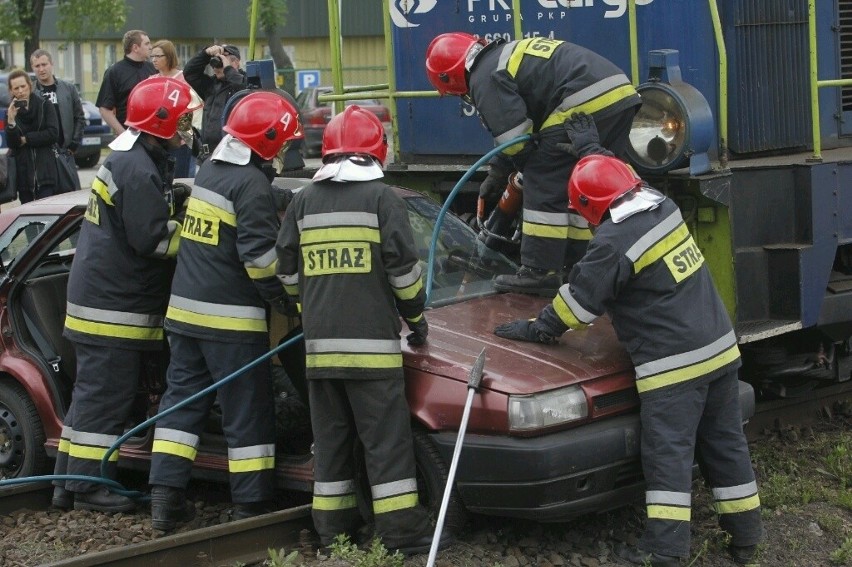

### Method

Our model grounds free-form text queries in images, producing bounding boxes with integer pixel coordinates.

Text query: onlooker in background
[151,40,202,178]
[96,29,156,136]
[30,48,86,191]
[5,69,59,202]
[183,44,246,164]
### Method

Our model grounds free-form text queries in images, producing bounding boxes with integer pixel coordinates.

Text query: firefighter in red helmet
[493,120,763,566]
[147,91,304,531]
[425,32,642,295]
[276,106,450,556]
[52,76,195,512]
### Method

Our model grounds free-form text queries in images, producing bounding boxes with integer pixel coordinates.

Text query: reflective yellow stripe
[552,294,588,330]
[306,353,403,369]
[187,198,236,227]
[633,224,690,274]
[91,179,114,206]
[716,493,760,515]
[300,226,380,245]
[68,443,119,462]
[393,278,423,301]
[566,226,593,241]
[312,494,358,511]
[166,305,267,333]
[246,264,277,279]
[58,438,70,453]
[373,493,419,515]
[167,227,181,257]
[152,439,198,461]
[229,456,275,473]
[502,139,531,156]
[636,345,741,394]
[541,84,639,130]
[647,504,691,522]
[522,221,569,240]
[65,314,163,341]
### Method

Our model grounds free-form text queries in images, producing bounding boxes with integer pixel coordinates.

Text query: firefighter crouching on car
[147,91,304,531]
[493,117,763,567]
[52,76,194,513]
[425,32,642,296]
[276,106,450,556]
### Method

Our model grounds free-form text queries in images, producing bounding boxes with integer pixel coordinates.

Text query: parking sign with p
[297,70,321,93]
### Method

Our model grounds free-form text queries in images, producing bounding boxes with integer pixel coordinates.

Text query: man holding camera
[183,44,246,164]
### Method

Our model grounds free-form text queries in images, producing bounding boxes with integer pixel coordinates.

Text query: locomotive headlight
[627,51,715,176]
[508,386,588,431]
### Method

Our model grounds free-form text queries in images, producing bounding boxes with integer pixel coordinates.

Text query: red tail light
[306,108,330,126]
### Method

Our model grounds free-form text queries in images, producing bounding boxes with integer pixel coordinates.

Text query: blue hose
[0,135,529,496]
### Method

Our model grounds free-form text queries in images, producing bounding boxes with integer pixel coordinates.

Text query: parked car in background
[0,183,755,531]
[0,73,111,168]
[295,86,391,157]
[74,100,112,169]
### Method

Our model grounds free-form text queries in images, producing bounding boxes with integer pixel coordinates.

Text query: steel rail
[43,505,313,567]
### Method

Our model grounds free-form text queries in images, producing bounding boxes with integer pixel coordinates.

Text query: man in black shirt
[31,49,86,190]
[96,30,156,135]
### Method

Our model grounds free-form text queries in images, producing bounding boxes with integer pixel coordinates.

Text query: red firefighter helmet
[223,91,304,160]
[125,76,194,139]
[425,32,482,96]
[568,155,642,226]
[321,105,388,164]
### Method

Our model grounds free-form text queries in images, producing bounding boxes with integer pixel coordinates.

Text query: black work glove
[494,318,557,344]
[479,166,512,201]
[556,112,613,159]
[271,186,294,213]
[270,295,299,317]
[172,183,192,211]
[406,317,429,346]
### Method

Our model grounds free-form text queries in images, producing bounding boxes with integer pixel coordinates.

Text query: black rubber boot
[51,486,73,509]
[615,543,682,567]
[729,544,757,565]
[389,530,453,557]
[231,500,276,520]
[150,485,195,531]
[73,486,136,513]
[494,265,562,296]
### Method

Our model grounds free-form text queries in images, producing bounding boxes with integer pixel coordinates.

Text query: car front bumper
[428,380,755,522]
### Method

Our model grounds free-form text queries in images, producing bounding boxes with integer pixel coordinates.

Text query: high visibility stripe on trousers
[713,481,761,515]
[371,478,419,515]
[646,489,691,522]
[68,430,120,462]
[313,479,358,511]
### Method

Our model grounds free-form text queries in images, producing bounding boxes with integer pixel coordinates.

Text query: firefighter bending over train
[493,116,763,567]
[276,106,452,556]
[147,91,304,531]
[52,76,195,513]
[425,32,641,296]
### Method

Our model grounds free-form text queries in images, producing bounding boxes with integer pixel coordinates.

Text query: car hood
[403,293,633,395]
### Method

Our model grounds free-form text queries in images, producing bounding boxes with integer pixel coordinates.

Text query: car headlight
[508,385,588,431]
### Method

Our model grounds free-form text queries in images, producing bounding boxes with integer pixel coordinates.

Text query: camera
[209,56,224,69]
[14,99,27,109]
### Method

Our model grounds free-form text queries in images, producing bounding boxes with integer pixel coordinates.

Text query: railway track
[1,382,849,567]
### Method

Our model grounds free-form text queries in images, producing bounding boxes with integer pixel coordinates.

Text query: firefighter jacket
[468,37,641,167]
[537,197,740,398]
[276,179,425,381]
[64,136,182,350]
[165,158,284,344]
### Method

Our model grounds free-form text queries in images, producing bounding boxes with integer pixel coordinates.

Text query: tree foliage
[250,0,296,94]
[0,0,126,62]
